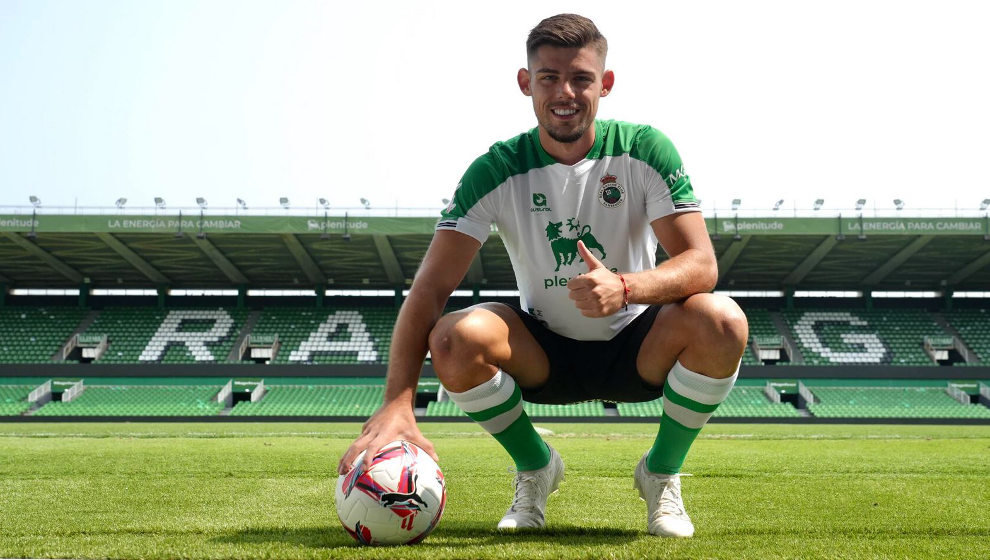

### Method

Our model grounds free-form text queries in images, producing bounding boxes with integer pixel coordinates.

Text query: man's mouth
[551,107,578,117]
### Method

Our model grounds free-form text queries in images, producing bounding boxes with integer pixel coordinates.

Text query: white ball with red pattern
[335,440,446,546]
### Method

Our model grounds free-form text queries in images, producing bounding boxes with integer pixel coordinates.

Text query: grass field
[0,422,988,560]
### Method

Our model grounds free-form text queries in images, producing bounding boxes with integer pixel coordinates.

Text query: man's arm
[337,229,481,474]
[630,211,717,304]
[567,212,715,316]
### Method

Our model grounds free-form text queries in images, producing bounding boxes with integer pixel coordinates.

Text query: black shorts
[506,304,664,404]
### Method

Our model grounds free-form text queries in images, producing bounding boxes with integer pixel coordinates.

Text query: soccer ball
[335,440,447,546]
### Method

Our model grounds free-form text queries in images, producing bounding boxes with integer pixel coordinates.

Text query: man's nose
[556,80,576,99]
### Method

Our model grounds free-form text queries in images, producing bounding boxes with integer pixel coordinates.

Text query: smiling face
[518,45,614,158]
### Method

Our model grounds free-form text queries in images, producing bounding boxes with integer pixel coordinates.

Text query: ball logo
[598,173,624,208]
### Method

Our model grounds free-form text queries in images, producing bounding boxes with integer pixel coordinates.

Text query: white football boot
[633,452,695,537]
[497,444,564,530]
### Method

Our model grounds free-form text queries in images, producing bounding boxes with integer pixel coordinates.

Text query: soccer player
[339,13,748,538]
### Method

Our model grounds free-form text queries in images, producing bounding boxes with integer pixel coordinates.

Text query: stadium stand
[616,384,802,418]
[0,307,87,363]
[228,383,384,416]
[782,309,948,366]
[424,400,467,417]
[2,376,987,420]
[2,212,989,424]
[524,401,607,417]
[716,386,804,417]
[944,309,990,363]
[805,382,990,419]
[82,307,247,363]
[246,307,395,364]
[742,308,782,365]
[425,399,606,418]
[0,383,33,416]
[31,384,225,417]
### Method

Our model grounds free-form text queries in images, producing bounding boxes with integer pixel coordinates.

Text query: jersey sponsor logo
[664,165,688,187]
[598,174,625,208]
[545,219,607,272]
[531,192,551,213]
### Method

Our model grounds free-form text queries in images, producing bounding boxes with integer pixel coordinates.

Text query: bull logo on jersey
[598,173,625,208]
[545,219,607,272]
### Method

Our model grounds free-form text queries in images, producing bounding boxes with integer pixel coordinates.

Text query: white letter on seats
[289,310,379,362]
[139,309,235,362]
[794,311,887,363]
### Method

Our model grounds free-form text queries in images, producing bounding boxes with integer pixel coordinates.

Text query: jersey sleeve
[632,127,700,222]
[436,152,502,244]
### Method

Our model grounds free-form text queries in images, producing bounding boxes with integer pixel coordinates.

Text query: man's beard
[539,106,591,144]
[545,124,588,144]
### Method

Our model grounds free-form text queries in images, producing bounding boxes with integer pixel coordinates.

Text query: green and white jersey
[438,120,700,341]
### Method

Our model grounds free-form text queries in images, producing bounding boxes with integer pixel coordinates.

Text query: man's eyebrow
[534,67,596,77]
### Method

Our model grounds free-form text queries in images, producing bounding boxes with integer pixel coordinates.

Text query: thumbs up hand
[567,240,626,317]
[578,239,605,272]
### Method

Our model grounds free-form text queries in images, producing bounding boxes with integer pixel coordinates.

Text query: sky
[1,0,989,217]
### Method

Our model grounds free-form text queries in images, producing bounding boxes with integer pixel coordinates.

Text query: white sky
[1,0,988,216]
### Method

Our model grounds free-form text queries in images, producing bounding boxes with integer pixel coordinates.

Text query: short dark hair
[526,14,607,63]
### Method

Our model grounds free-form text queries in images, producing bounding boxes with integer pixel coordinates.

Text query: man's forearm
[381,288,446,406]
[625,247,717,305]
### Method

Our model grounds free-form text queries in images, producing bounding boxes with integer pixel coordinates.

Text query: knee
[681,294,749,353]
[428,310,493,374]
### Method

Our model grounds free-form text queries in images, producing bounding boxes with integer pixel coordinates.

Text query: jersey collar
[530,120,606,167]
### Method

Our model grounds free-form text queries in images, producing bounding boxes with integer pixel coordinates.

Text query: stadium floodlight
[730,198,741,211]
[29,196,41,207]
[773,199,784,211]
[196,197,207,209]
[319,198,330,209]
[279,197,290,209]
[360,198,371,209]
[154,197,166,209]
[855,198,866,211]
[893,199,904,210]
[236,198,247,210]
[813,198,824,211]
[980,198,990,211]
[115,198,127,209]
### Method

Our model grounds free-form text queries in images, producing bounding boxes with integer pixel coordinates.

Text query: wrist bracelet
[618,273,630,311]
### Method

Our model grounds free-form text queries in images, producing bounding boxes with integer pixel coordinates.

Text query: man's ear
[517,68,532,96]
[601,69,615,97]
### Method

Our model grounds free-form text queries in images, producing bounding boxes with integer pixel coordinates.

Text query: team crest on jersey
[598,174,625,208]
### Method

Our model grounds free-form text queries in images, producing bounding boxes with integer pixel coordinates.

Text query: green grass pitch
[0,422,988,559]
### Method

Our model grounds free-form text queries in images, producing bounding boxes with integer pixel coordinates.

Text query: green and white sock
[446,370,550,471]
[647,361,738,475]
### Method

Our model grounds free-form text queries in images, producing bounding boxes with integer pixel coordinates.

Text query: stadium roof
[1,213,989,292]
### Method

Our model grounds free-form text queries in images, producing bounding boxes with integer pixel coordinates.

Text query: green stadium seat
[807,386,990,418]
[0,384,34,416]
[945,309,990,364]
[228,384,385,416]
[33,385,225,417]
[0,307,88,364]
[616,386,801,418]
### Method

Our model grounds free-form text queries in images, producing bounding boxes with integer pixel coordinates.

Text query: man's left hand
[567,240,625,317]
